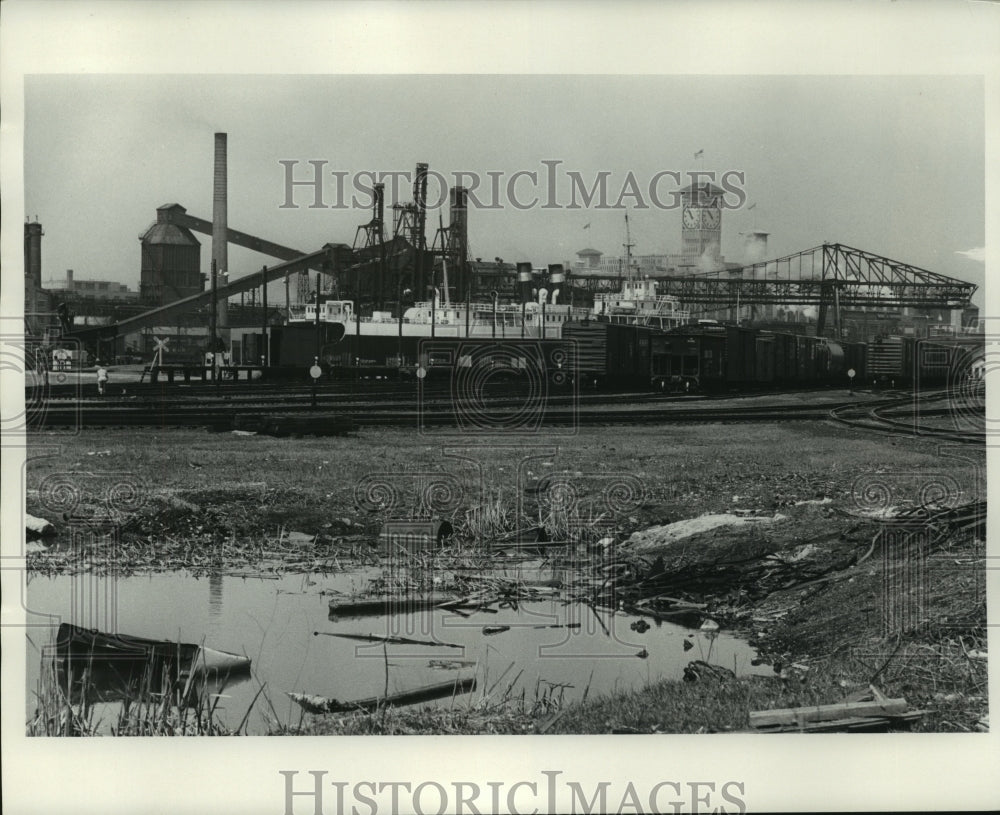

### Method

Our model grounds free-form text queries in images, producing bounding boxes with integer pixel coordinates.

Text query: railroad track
[829,391,984,445]
[30,396,866,430]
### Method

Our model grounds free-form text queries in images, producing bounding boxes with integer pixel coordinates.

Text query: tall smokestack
[213,133,229,331]
[548,264,565,305]
[24,221,43,287]
[450,186,468,298]
[516,262,533,303]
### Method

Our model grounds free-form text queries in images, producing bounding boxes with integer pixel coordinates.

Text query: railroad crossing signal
[152,336,170,368]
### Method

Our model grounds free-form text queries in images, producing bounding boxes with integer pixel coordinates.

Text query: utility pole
[261,266,268,366]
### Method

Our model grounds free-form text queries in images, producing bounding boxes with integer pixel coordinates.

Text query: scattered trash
[378,519,453,555]
[630,619,650,633]
[699,618,720,633]
[966,650,987,661]
[975,715,989,732]
[683,639,694,652]
[625,513,786,552]
[683,660,734,682]
[25,514,56,540]
[749,685,925,732]
[231,430,257,436]
[636,649,649,659]
[482,625,511,636]
[428,659,477,671]
[283,531,316,545]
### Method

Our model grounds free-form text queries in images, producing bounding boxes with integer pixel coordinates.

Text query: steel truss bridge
[67,231,975,346]
[579,243,976,336]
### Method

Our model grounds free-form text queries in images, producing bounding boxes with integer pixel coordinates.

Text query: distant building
[44,269,139,301]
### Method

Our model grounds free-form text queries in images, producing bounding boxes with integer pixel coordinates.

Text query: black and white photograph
[2,2,998,813]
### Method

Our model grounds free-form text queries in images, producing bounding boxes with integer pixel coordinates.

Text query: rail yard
[20,131,987,740]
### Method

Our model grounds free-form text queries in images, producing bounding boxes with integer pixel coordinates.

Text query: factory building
[44,269,139,301]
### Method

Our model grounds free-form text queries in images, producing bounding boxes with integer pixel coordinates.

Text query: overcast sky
[25,74,985,303]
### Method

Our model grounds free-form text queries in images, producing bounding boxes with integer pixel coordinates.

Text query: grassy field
[24,420,987,734]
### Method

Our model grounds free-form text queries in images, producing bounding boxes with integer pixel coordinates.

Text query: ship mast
[623,211,635,284]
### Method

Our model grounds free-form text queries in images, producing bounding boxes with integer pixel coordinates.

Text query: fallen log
[287,676,477,714]
[328,594,447,619]
[314,631,461,648]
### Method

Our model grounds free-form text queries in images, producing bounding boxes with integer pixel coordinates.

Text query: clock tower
[680,181,724,260]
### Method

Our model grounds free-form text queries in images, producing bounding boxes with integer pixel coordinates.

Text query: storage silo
[139,204,202,306]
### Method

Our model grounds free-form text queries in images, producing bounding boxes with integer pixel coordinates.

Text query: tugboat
[591,213,690,330]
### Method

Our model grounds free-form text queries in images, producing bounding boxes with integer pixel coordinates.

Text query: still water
[25,569,765,734]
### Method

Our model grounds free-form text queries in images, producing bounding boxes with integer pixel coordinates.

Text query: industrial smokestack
[516,262,533,303]
[450,186,469,299]
[24,221,43,287]
[213,132,229,330]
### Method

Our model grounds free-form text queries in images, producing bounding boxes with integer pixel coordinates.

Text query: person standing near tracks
[96,362,109,396]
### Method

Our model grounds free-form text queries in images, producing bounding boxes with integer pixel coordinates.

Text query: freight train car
[563,319,862,392]
[270,322,572,383]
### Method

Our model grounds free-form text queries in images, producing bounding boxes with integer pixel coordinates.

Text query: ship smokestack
[548,264,565,306]
[213,132,229,331]
[516,262,533,304]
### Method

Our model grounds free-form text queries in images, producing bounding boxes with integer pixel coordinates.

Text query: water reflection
[26,569,766,735]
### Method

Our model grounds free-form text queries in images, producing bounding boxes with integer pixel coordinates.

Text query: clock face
[702,208,720,229]
[682,207,701,229]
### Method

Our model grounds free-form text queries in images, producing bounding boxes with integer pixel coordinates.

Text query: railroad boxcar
[867,336,912,387]
[725,326,759,386]
[270,322,348,369]
[755,332,776,385]
[562,321,652,388]
[648,329,726,391]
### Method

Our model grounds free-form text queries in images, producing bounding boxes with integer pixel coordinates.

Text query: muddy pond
[26,565,767,734]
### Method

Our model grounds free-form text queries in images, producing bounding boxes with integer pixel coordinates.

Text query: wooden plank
[750,697,909,728]
[753,710,926,733]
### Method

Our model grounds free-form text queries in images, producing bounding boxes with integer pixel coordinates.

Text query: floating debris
[482,625,511,636]
[288,676,477,714]
[314,631,460,648]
